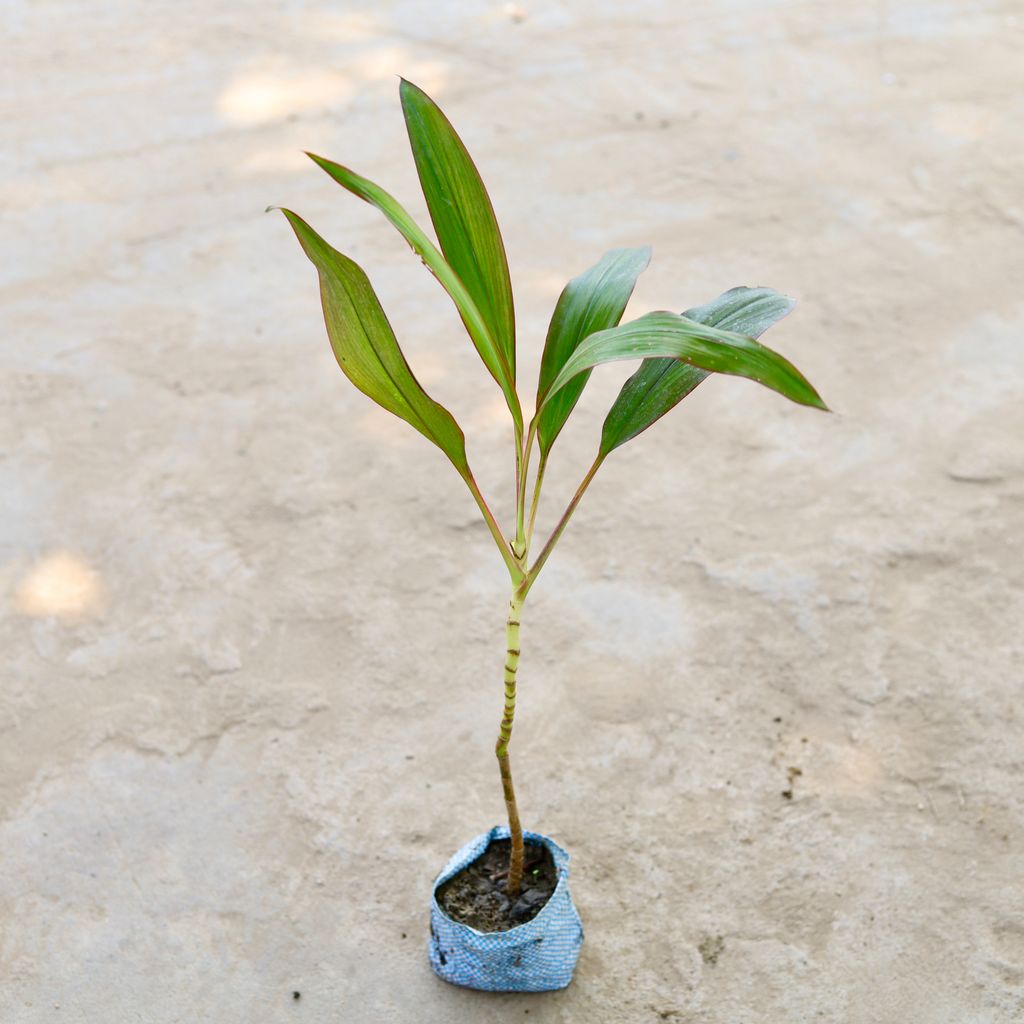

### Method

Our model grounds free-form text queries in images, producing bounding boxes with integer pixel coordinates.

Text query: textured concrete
[2,2,1023,1022]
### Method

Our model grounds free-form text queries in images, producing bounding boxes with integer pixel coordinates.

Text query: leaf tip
[399,77,435,116]
[275,208,317,251]
[272,206,304,229]
[800,385,829,412]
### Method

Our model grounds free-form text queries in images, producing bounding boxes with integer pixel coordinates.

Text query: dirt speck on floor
[699,935,726,967]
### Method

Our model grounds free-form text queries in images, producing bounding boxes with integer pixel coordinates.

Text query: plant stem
[522,451,605,597]
[513,430,523,554]
[495,587,526,897]
[464,472,524,584]
[525,451,548,552]
[513,423,535,558]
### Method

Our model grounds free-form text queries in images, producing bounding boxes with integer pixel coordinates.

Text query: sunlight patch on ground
[218,65,355,126]
[14,551,105,620]
[217,51,448,128]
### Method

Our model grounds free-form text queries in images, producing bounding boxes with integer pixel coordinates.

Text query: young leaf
[539,309,826,418]
[306,153,523,432]
[536,247,651,456]
[399,79,517,384]
[600,287,797,454]
[278,208,470,476]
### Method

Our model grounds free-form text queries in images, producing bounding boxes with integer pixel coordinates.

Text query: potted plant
[273,79,826,993]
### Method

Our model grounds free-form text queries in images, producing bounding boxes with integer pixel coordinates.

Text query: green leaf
[685,286,798,339]
[540,308,827,424]
[306,152,522,432]
[600,287,798,454]
[535,247,651,456]
[399,79,516,384]
[278,208,470,476]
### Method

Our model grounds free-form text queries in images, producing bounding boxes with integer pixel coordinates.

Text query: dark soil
[436,837,557,932]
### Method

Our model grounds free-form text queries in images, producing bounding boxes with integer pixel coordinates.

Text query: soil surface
[2,3,1023,1024]
[437,837,557,932]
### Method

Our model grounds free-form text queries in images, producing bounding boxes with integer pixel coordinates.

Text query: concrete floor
[2,2,1023,1022]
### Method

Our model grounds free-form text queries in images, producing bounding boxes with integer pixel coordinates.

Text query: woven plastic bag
[428,826,584,992]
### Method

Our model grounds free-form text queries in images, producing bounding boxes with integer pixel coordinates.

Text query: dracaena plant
[275,79,827,899]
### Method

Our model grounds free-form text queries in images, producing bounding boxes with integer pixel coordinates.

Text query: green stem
[465,472,523,584]
[512,423,535,559]
[522,451,605,597]
[525,451,548,552]
[496,588,526,897]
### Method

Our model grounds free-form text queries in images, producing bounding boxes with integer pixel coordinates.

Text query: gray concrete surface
[2,2,1023,1021]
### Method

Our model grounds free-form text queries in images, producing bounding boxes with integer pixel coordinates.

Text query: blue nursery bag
[428,826,584,992]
